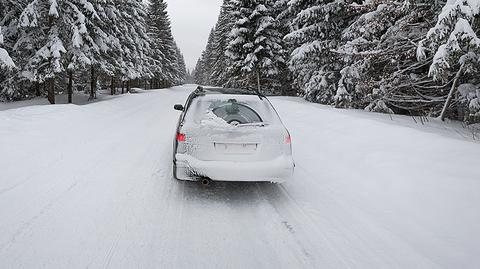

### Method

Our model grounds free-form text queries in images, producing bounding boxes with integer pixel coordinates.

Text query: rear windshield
[212,100,262,125]
[184,94,279,126]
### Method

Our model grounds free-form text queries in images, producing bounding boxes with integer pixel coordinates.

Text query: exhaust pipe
[201,178,211,186]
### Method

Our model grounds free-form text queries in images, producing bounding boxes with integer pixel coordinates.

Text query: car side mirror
[174,104,184,111]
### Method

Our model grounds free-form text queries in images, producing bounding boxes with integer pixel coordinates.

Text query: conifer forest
[193,0,480,123]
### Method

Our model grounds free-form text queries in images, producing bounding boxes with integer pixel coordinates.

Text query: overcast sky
[165,0,223,71]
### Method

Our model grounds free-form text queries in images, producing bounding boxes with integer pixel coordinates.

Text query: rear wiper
[237,122,267,127]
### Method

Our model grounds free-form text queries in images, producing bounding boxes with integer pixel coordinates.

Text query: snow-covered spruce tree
[0,25,16,101]
[419,0,480,122]
[0,0,26,100]
[147,0,178,89]
[285,0,359,105]
[146,0,166,88]
[61,0,99,103]
[114,0,153,93]
[0,26,15,69]
[90,0,127,97]
[13,0,110,103]
[201,28,216,85]
[208,0,235,87]
[1,0,176,101]
[271,0,295,95]
[78,0,154,97]
[194,50,208,85]
[326,1,446,117]
[225,0,287,94]
[61,0,118,101]
[194,28,217,85]
[91,1,124,95]
[185,69,194,84]
[17,0,69,104]
[174,43,187,84]
[334,1,411,112]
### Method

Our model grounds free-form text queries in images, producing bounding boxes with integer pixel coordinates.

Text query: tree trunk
[90,66,96,100]
[440,64,464,121]
[127,80,131,93]
[35,81,41,97]
[67,70,73,104]
[110,76,115,95]
[47,77,55,104]
[256,70,261,94]
[121,81,125,94]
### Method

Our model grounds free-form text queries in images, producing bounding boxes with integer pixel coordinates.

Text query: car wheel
[172,161,179,180]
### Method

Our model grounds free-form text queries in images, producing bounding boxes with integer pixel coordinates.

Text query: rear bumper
[174,154,294,183]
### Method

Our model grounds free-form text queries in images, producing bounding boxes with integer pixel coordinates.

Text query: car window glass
[183,94,280,126]
[211,100,262,125]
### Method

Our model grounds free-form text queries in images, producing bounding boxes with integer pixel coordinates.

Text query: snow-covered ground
[0,90,119,111]
[1,85,479,268]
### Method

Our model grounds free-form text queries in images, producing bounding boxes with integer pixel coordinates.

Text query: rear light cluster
[286,134,292,144]
[176,133,186,142]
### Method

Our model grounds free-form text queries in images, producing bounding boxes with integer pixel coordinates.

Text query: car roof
[193,86,266,98]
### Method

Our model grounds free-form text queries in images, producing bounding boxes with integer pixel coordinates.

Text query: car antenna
[247,86,265,100]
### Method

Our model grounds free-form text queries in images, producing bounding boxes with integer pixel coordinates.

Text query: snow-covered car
[173,86,294,184]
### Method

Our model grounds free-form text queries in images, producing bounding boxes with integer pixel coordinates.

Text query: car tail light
[176,133,186,142]
[286,134,292,144]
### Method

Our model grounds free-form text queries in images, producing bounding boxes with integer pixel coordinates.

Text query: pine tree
[1,0,30,100]
[185,69,194,84]
[174,44,187,84]
[0,25,16,101]
[146,0,166,88]
[1,0,186,101]
[194,50,208,85]
[62,0,99,103]
[419,0,480,121]
[271,0,294,95]
[147,0,178,88]
[94,1,124,96]
[17,0,69,104]
[209,0,234,87]
[114,0,153,93]
[11,0,114,103]
[285,0,359,104]
[225,0,286,94]
[335,1,406,111]
[201,28,216,85]
[420,0,480,82]
[0,26,15,69]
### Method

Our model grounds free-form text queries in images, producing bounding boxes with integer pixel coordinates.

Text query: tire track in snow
[89,100,181,269]
[0,91,186,268]
[289,164,441,268]
[0,178,81,252]
[256,182,351,268]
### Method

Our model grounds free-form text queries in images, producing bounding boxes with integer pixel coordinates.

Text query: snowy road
[1,85,480,269]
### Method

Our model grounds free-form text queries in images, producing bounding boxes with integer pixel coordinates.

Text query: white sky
[165,0,223,71]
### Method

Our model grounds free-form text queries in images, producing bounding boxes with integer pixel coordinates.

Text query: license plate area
[214,142,258,154]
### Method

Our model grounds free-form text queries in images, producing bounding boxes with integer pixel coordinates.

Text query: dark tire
[172,161,179,180]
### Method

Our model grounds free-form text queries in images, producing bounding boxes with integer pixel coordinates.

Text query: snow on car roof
[200,93,266,102]
[195,86,266,98]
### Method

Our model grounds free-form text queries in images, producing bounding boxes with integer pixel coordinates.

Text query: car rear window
[183,94,280,126]
[211,100,262,125]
